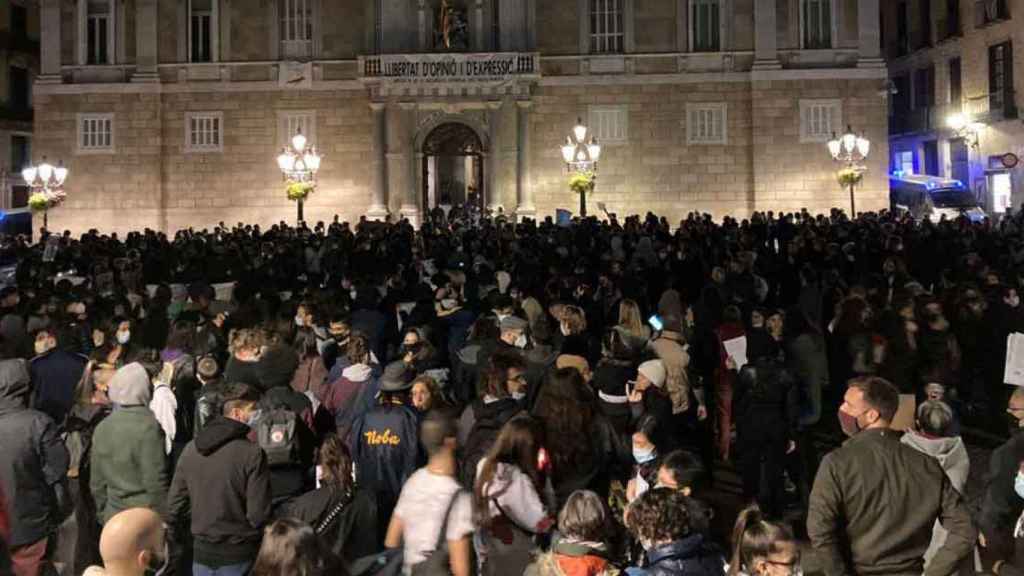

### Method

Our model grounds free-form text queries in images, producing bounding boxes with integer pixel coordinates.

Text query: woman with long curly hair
[251,518,345,576]
[533,368,625,508]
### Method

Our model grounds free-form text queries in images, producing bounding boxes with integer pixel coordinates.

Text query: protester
[410,374,444,415]
[0,356,70,576]
[250,518,344,576]
[624,487,724,575]
[981,388,1024,561]
[167,382,272,576]
[320,334,381,439]
[727,505,798,576]
[807,376,975,576]
[525,490,618,576]
[385,413,474,576]
[82,508,166,576]
[91,362,168,524]
[29,325,88,425]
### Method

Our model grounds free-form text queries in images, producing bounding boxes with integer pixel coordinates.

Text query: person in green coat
[90,363,168,525]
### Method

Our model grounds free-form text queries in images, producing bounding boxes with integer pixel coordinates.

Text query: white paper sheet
[723,336,748,369]
[1005,333,1024,386]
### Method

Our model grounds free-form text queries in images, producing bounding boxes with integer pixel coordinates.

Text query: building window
[913,66,935,109]
[895,1,909,56]
[590,0,624,54]
[989,41,1015,117]
[941,0,961,39]
[278,111,316,148]
[799,99,842,142]
[190,0,214,63]
[975,0,1010,27]
[587,105,628,143]
[86,0,112,65]
[896,150,915,174]
[185,112,223,153]
[10,135,30,174]
[686,103,727,145]
[801,0,832,49]
[8,67,30,111]
[10,4,27,35]
[918,0,933,49]
[949,57,962,104]
[77,113,114,153]
[280,0,313,59]
[690,0,720,52]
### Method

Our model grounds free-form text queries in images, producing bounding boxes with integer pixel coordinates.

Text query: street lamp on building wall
[947,113,985,150]
[22,157,69,230]
[561,118,601,217]
[827,126,870,217]
[277,129,322,223]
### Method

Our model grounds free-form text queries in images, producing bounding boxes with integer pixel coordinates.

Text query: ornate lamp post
[827,126,870,217]
[561,118,601,217]
[277,128,321,224]
[947,113,985,150]
[22,157,69,230]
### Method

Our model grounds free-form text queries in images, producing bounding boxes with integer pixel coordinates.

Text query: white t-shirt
[393,468,474,575]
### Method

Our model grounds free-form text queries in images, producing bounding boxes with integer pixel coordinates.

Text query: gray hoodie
[901,431,970,569]
[108,363,152,407]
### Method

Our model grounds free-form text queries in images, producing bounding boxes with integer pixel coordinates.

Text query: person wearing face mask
[29,326,88,425]
[980,388,1024,564]
[167,383,272,576]
[90,363,169,526]
[624,487,724,576]
[458,352,529,487]
[626,417,663,504]
[627,360,677,452]
[475,315,528,387]
[727,505,799,576]
[82,507,167,576]
[807,377,975,576]
[394,327,441,375]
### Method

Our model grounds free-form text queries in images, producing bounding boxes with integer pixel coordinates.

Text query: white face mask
[294,315,305,327]
[514,334,528,349]
[34,340,51,356]
[560,323,571,337]
[511,391,526,401]
[116,331,131,345]
[440,298,458,310]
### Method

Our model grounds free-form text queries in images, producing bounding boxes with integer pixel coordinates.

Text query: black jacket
[258,386,317,504]
[167,416,272,567]
[0,359,69,547]
[349,402,421,499]
[279,483,379,563]
[639,535,724,576]
[30,348,88,425]
[980,430,1024,546]
[734,357,800,442]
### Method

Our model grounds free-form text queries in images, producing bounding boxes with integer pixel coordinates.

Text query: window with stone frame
[189,0,215,63]
[801,0,833,49]
[77,113,114,153]
[185,112,223,153]
[799,99,842,142]
[86,0,113,65]
[686,103,727,145]
[280,0,314,59]
[590,0,624,54]
[588,105,628,144]
[690,0,720,52]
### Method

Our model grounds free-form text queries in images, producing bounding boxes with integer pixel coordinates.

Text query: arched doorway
[421,122,485,212]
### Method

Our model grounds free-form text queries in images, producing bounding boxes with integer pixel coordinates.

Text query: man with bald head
[83,508,166,576]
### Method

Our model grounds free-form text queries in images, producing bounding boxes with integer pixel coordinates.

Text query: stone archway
[419,121,487,213]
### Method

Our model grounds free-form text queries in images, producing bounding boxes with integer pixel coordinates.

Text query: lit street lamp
[277,128,321,223]
[827,126,870,217]
[561,118,601,217]
[947,113,985,149]
[22,157,69,230]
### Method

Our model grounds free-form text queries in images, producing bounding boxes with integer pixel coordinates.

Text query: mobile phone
[648,315,664,331]
[537,447,550,472]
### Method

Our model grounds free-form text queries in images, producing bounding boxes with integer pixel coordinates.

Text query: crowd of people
[1,205,1024,576]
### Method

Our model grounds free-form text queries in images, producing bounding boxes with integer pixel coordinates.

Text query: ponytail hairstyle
[729,505,795,576]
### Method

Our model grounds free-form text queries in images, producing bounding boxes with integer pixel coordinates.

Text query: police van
[889,173,986,223]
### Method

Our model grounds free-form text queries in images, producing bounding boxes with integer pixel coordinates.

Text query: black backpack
[459,401,520,487]
[257,407,301,467]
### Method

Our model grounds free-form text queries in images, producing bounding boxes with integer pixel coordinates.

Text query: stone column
[753,0,780,70]
[486,102,502,212]
[39,0,62,82]
[858,0,885,67]
[133,0,159,82]
[367,103,389,220]
[398,104,420,226]
[515,101,536,220]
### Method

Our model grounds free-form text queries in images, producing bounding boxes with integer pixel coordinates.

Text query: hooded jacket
[29,347,88,425]
[901,431,970,568]
[321,362,381,438]
[167,415,271,567]
[0,359,69,547]
[90,363,168,524]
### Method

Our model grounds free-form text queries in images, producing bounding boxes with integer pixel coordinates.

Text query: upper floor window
[913,66,936,109]
[975,0,1010,27]
[8,67,30,110]
[190,0,215,62]
[918,0,933,49]
[590,0,623,54]
[588,105,628,144]
[989,41,1015,117]
[11,135,30,174]
[949,57,962,104]
[940,0,961,39]
[686,103,727,145]
[801,0,832,49]
[690,0,720,52]
[895,1,910,56]
[85,0,113,65]
[10,4,27,35]
[77,113,114,154]
[799,99,842,142]
[280,0,313,59]
[185,112,223,153]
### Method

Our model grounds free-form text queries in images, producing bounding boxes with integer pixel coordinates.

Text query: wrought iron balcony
[964,91,1018,122]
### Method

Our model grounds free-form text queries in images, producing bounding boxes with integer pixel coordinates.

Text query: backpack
[459,402,518,487]
[257,407,301,467]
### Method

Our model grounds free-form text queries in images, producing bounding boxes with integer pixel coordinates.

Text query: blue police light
[0,211,7,222]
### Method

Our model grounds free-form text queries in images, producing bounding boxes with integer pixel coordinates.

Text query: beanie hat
[108,363,153,407]
[638,359,667,389]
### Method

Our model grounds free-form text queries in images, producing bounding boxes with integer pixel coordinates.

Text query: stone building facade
[34,0,889,234]
[883,0,1023,213]
[1,1,39,212]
